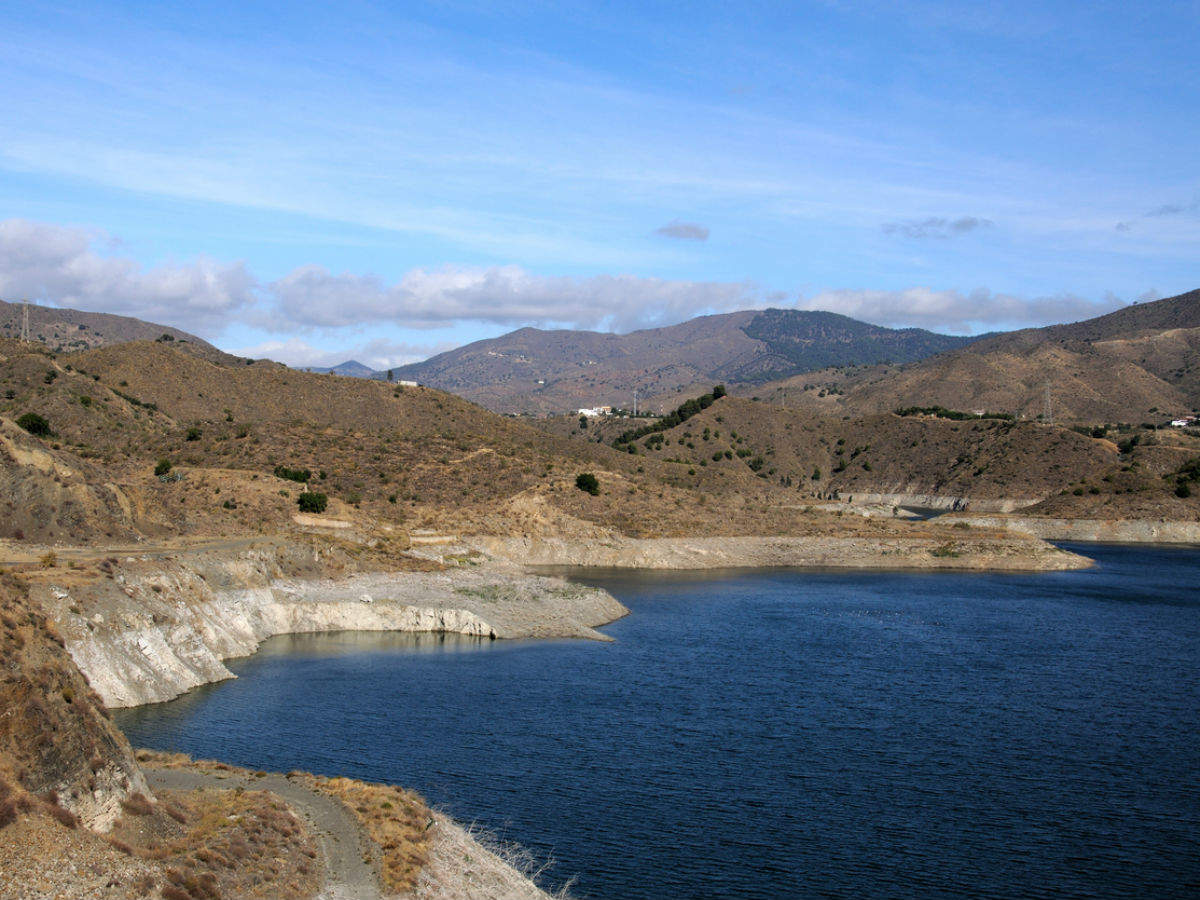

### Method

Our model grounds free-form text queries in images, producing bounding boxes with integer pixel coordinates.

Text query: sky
[1,0,1198,369]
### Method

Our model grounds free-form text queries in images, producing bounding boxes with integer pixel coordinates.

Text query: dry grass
[108,786,321,900]
[297,773,432,893]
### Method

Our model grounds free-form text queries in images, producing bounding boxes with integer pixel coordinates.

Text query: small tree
[297,492,328,513]
[185,426,203,441]
[17,413,50,436]
[387,369,395,382]
[154,458,173,477]
[575,473,600,495]
[712,384,727,399]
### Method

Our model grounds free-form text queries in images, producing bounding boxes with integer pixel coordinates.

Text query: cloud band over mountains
[0,218,1131,357]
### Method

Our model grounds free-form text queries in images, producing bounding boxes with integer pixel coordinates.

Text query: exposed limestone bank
[35,545,627,709]
[943,515,1200,544]
[470,533,1091,571]
[837,491,1038,514]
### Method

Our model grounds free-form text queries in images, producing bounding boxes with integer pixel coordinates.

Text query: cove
[116,544,1200,899]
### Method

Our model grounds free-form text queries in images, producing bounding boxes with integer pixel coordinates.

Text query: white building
[577,406,612,417]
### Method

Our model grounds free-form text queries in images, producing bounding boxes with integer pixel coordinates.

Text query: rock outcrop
[37,543,627,708]
[0,577,149,830]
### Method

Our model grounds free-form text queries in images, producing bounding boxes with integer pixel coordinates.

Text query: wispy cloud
[230,336,455,370]
[1,218,1143,352]
[881,216,995,239]
[654,220,710,241]
[797,287,1124,332]
[1116,194,1200,232]
[268,264,752,332]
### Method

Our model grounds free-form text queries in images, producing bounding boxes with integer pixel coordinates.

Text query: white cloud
[268,264,755,332]
[0,218,1142,350]
[796,287,1126,332]
[231,336,456,370]
[0,219,256,334]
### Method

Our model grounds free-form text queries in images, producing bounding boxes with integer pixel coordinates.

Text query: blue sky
[1,0,1198,367]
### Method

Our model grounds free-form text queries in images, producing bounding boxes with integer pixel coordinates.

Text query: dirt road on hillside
[145,767,381,900]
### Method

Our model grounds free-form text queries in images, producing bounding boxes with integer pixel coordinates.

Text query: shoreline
[468,533,1093,572]
[39,530,1094,710]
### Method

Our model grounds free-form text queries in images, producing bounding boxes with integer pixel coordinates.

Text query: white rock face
[67,590,497,708]
[47,545,624,708]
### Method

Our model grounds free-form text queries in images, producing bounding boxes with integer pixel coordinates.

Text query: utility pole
[20,298,29,343]
[633,388,638,417]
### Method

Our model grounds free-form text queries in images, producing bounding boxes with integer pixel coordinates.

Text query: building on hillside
[397,380,419,387]
[1170,417,1197,427]
[577,406,612,417]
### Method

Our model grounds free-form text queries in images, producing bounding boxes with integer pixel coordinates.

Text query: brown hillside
[0,339,847,541]
[0,298,230,361]
[0,576,147,826]
[755,288,1200,424]
[391,309,973,414]
[543,397,1200,518]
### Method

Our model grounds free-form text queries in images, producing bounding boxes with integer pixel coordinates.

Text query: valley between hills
[1,289,1198,899]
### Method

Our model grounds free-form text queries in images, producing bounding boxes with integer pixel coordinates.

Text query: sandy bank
[469,533,1091,571]
[942,515,1200,544]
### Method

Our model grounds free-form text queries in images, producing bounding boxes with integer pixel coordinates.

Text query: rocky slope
[0,576,148,830]
[35,540,627,708]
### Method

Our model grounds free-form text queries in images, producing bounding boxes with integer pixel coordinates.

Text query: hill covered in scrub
[0,299,223,358]
[539,395,1200,518]
[756,288,1200,424]
[0,337,859,544]
[387,308,976,414]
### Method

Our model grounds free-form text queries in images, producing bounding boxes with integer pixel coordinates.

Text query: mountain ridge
[384,308,978,414]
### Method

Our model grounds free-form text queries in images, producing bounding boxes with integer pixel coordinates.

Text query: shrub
[297,492,328,513]
[154,458,173,476]
[16,412,50,436]
[46,802,78,829]
[274,464,312,483]
[575,473,600,495]
[184,426,203,441]
[1176,482,1192,498]
[120,792,155,816]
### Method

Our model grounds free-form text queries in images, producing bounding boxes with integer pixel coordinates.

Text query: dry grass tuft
[294,772,432,893]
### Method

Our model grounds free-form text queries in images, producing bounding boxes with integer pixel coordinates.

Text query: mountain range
[385,309,979,414]
[761,288,1200,423]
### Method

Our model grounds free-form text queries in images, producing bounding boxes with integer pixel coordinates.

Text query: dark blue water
[116,544,1200,899]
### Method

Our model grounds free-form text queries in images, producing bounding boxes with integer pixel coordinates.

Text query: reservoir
[116,544,1200,898]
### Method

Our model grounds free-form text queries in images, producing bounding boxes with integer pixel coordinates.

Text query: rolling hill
[758,288,1200,423]
[0,299,225,358]
[387,309,977,414]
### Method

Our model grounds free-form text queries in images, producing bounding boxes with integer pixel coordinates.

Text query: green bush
[185,426,202,441]
[273,464,312,483]
[297,492,328,513]
[575,473,600,495]
[16,412,50,436]
[154,458,173,477]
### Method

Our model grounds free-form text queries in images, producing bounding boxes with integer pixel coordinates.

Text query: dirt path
[0,536,263,566]
[145,767,381,900]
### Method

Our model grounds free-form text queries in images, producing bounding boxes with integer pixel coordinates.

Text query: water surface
[117,544,1200,898]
